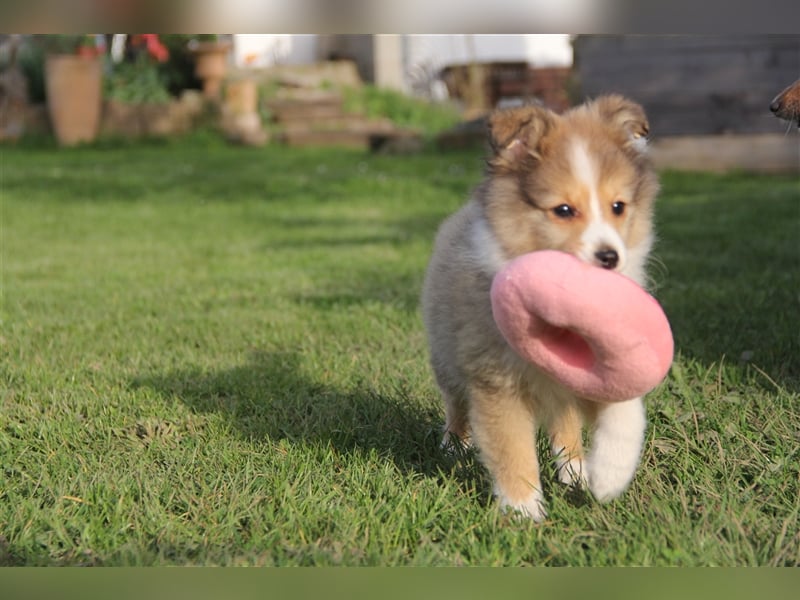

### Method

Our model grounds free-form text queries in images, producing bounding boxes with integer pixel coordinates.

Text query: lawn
[1,135,798,566]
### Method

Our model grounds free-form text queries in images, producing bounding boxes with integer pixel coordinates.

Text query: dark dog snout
[595,248,619,270]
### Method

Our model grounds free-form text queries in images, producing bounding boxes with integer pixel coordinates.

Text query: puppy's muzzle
[594,248,619,270]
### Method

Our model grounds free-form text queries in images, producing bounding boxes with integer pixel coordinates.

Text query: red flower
[132,34,169,63]
[76,45,101,58]
[76,34,104,58]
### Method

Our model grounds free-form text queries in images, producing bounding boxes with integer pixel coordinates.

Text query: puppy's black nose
[595,248,619,270]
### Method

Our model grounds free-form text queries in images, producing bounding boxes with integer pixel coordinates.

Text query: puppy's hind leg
[441,390,472,451]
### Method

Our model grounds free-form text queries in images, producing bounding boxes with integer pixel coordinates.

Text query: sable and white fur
[421,95,660,521]
[770,78,800,127]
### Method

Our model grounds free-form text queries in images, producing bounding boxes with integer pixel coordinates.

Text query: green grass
[1,136,798,565]
[341,85,463,134]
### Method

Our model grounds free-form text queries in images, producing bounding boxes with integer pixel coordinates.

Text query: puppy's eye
[553,204,576,218]
[611,201,626,216]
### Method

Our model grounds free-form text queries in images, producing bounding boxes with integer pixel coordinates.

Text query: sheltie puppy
[770,79,800,127]
[421,95,660,521]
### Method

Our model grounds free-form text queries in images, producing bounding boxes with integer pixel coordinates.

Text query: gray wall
[573,35,799,136]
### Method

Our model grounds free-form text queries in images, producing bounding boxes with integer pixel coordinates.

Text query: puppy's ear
[487,105,555,173]
[592,95,650,152]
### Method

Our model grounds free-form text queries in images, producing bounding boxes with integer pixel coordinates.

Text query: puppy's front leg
[548,401,587,487]
[469,387,546,521]
[585,397,646,502]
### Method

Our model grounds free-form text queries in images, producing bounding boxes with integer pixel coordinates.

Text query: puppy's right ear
[487,105,555,174]
[590,95,650,152]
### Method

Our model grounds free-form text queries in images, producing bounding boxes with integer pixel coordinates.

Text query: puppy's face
[482,96,660,279]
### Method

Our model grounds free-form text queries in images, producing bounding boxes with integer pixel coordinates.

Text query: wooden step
[266,91,345,122]
[281,128,373,148]
[281,122,421,151]
[281,116,394,135]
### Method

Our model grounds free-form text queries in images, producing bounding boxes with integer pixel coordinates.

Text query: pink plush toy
[490,250,673,402]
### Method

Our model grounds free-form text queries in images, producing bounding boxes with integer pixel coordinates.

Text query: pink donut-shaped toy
[490,250,673,402]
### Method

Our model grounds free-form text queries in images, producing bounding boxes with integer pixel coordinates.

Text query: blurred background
[1,33,797,171]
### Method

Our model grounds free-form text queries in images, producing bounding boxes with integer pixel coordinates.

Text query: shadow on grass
[292,265,425,313]
[133,350,483,485]
[131,171,797,512]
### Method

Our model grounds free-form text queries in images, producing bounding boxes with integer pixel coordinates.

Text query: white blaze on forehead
[570,137,598,193]
[569,138,627,270]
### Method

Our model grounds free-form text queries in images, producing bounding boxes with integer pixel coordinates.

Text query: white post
[373,34,405,91]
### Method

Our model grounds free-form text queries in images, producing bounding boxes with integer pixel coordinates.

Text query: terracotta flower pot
[190,41,231,100]
[45,54,102,146]
[225,78,258,115]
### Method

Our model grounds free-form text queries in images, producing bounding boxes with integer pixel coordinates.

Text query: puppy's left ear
[592,95,650,152]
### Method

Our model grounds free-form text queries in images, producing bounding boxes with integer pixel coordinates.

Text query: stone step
[649,134,799,173]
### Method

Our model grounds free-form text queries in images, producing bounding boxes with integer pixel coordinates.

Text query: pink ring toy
[490,250,674,402]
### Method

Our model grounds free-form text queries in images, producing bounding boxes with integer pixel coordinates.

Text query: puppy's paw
[440,430,473,455]
[585,459,634,503]
[556,457,587,488]
[497,489,547,522]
